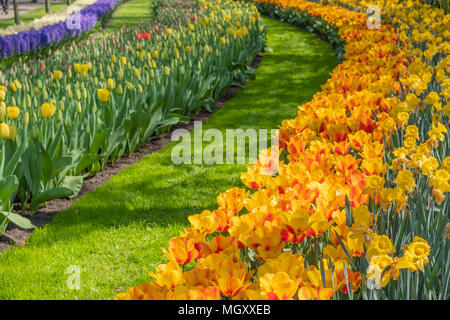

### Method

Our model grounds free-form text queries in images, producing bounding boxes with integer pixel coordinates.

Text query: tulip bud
[31,125,38,139]
[37,79,43,89]
[76,88,81,101]
[0,90,6,102]
[0,122,9,139]
[59,99,65,111]
[57,109,63,122]
[125,81,134,90]
[107,78,116,90]
[76,102,82,113]
[117,83,123,95]
[14,79,22,90]
[22,112,29,125]
[134,67,141,78]
[0,102,5,121]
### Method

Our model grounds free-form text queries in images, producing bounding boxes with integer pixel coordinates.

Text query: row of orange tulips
[117,0,449,300]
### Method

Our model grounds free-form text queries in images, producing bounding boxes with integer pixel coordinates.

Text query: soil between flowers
[0,51,265,253]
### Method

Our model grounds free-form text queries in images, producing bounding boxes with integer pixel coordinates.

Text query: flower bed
[117,0,449,300]
[0,0,265,232]
[0,0,121,60]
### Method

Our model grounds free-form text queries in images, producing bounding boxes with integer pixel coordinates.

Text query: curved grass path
[0,17,337,299]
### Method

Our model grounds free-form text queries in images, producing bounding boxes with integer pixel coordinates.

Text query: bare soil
[0,51,264,253]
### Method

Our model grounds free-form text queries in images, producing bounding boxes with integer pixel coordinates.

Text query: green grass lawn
[0,1,75,29]
[0,17,337,299]
[104,0,155,33]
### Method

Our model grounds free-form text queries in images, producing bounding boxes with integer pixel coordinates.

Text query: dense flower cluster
[0,0,120,58]
[117,0,448,300]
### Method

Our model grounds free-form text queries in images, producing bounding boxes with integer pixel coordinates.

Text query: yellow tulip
[53,70,63,80]
[40,103,56,118]
[0,122,9,139]
[7,106,20,119]
[107,78,116,90]
[79,64,90,75]
[10,83,17,93]
[7,124,17,139]
[97,88,110,102]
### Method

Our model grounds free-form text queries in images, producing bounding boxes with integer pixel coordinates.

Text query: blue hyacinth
[0,0,120,59]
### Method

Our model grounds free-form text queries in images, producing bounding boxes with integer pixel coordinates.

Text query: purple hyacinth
[0,0,120,59]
